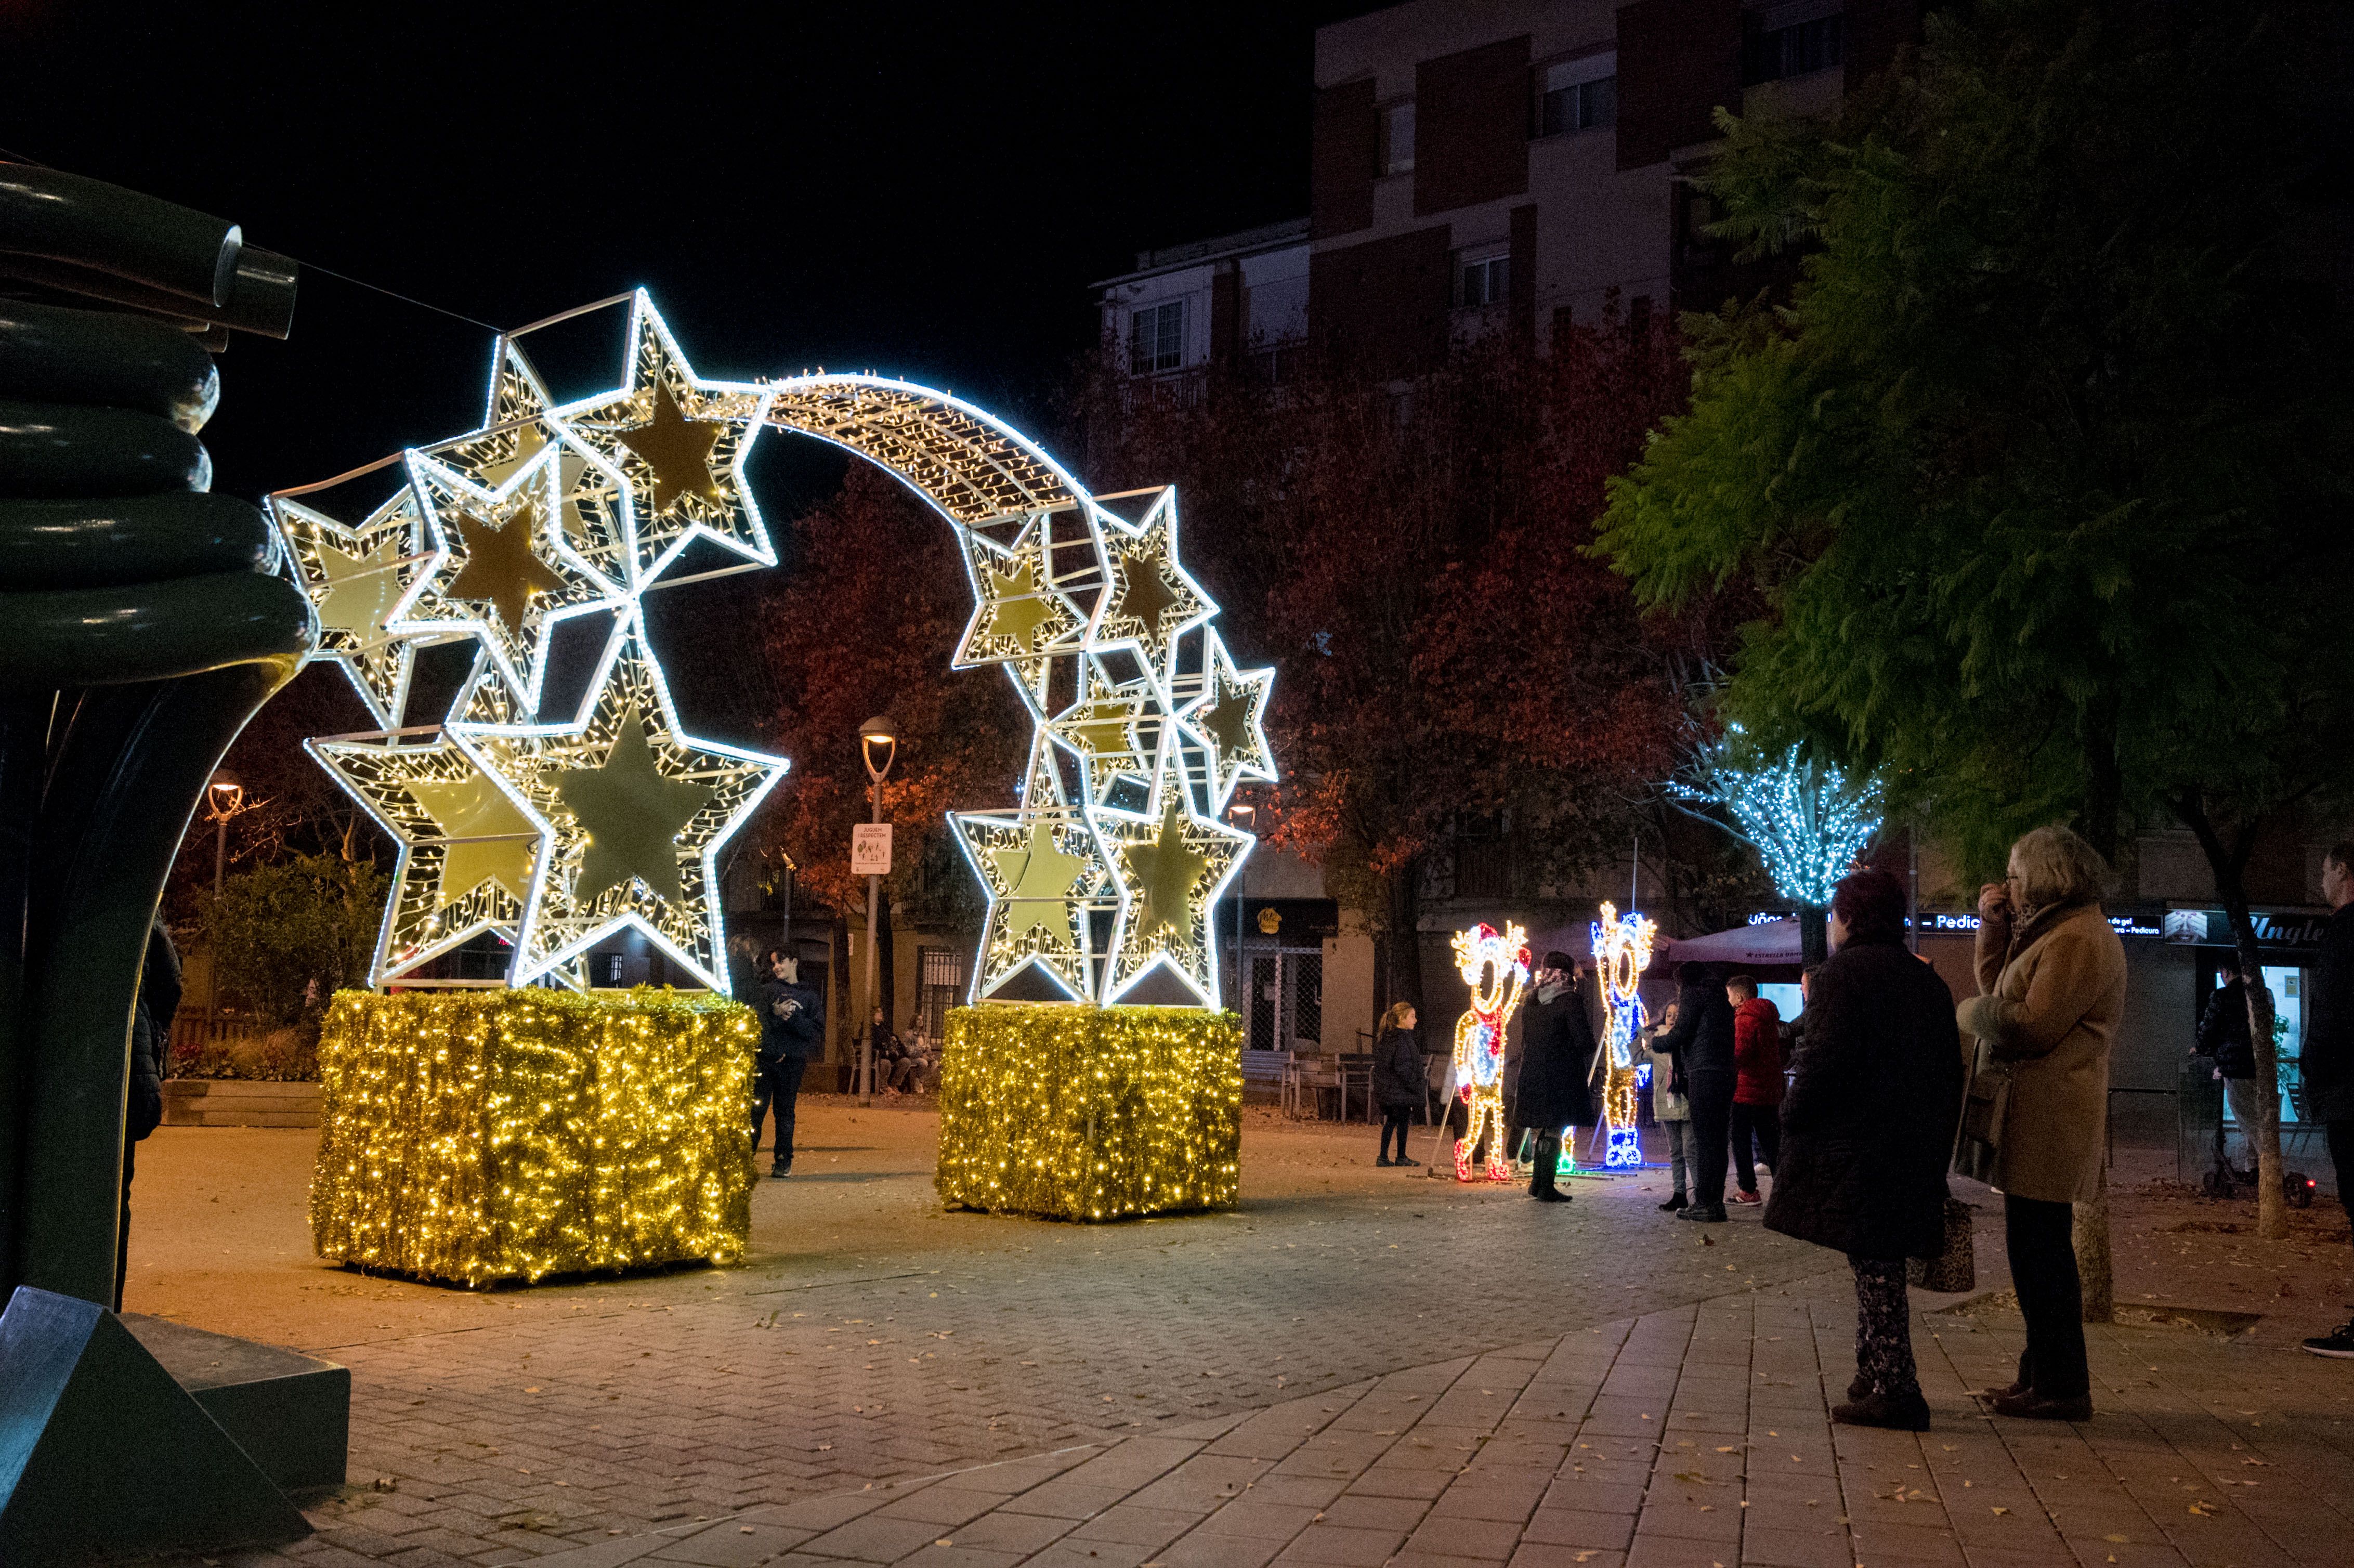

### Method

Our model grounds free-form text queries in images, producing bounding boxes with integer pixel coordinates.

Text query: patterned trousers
[1849,1255,1919,1400]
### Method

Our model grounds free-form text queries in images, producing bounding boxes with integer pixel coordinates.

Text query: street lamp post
[206,769,242,1023]
[857,716,896,1106]
[1227,803,1254,1017]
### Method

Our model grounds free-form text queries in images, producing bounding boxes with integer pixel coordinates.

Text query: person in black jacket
[1515,952,1599,1203]
[753,949,823,1177]
[116,918,181,1311]
[1371,1002,1425,1167]
[1653,959,1737,1221]
[1765,869,1961,1430]
[2304,843,2354,1358]
[2193,957,2263,1178]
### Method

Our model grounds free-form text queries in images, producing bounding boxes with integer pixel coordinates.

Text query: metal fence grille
[917,946,966,1043]
[1247,950,1324,1052]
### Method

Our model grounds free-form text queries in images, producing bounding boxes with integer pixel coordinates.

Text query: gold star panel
[951,809,1115,1002]
[953,514,1090,714]
[396,450,621,711]
[1178,629,1277,813]
[272,489,443,727]
[1047,658,1172,803]
[1088,489,1213,690]
[306,727,550,982]
[1091,772,1250,1007]
[550,292,772,587]
[458,616,787,991]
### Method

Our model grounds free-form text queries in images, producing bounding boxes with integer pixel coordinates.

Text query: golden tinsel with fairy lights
[310,987,755,1286]
[934,1003,1242,1221]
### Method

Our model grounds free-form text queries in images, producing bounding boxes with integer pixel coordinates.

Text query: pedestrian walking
[117,918,181,1311]
[1515,952,1600,1204]
[2301,841,2354,1358]
[2193,956,2267,1179]
[1371,1002,1425,1167]
[1642,1000,1690,1210]
[1957,825,2124,1420]
[1653,960,1736,1221]
[1765,869,1961,1431]
[753,949,822,1177]
[1728,973,1783,1205]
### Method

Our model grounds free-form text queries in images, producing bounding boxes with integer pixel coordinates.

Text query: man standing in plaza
[2194,955,2263,1179]
[1656,960,1737,1223]
[754,949,824,1178]
[2305,842,2354,1357]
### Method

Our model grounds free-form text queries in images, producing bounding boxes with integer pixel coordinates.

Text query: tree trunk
[2073,1173,2113,1323]
[1381,855,1426,1023]
[828,912,851,1079]
[1798,905,1827,967]
[2177,798,2287,1240]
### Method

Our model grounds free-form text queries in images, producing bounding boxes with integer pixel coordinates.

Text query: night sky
[3,1,1370,505]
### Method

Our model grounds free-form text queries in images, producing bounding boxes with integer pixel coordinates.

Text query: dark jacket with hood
[2194,979,2257,1080]
[2306,903,2354,1121]
[1514,977,1599,1129]
[758,974,825,1062]
[128,920,181,1142]
[1371,1024,1425,1110]
[1763,932,1962,1260]
[1654,974,1735,1086]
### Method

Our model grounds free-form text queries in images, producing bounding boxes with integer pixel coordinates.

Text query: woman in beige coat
[1957,825,2125,1422]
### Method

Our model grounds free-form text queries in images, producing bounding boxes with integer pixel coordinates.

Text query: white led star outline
[276,290,1274,1005]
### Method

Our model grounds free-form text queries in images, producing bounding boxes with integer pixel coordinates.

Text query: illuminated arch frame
[281,291,1273,1007]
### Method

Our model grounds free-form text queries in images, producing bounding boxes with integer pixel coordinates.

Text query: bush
[201,854,386,1033]
[167,1025,319,1082]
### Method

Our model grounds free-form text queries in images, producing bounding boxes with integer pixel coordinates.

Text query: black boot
[1833,1390,1931,1431]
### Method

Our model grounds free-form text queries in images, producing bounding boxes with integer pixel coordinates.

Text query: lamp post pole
[857,717,896,1107]
[1227,803,1254,1015]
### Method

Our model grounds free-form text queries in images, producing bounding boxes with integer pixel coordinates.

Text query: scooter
[2200,1082,2316,1207]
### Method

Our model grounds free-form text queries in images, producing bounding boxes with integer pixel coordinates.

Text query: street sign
[851,823,893,877]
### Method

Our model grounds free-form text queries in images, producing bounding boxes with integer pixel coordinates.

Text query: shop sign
[2161,908,2330,950]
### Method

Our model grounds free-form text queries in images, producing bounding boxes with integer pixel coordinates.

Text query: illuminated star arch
[275,290,1272,1007]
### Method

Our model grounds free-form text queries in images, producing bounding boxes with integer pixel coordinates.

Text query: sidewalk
[492,1281,2354,1568]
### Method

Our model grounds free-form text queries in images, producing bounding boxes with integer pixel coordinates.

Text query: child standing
[1642,1000,1691,1210]
[1371,1002,1424,1167]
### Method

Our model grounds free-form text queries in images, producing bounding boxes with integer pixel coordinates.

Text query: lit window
[1539,53,1617,136]
[1382,100,1416,175]
[1457,251,1510,309]
[1129,299,1185,374]
[1744,3,1843,86]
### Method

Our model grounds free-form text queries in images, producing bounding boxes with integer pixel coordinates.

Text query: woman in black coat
[1371,1002,1426,1168]
[1514,952,1599,1203]
[1764,869,1963,1431]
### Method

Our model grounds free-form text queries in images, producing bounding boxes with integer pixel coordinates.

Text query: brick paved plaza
[128,1101,2354,1568]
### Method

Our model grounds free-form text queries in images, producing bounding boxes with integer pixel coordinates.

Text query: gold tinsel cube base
[311,987,756,1287]
[935,1003,1242,1221]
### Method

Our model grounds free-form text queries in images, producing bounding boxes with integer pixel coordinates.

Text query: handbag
[1907,1196,1975,1292]
[1953,1039,2008,1186]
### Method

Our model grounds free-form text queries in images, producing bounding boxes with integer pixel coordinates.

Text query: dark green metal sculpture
[0,162,320,1558]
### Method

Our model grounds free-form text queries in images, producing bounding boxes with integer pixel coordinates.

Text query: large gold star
[990,823,1091,944]
[313,537,406,641]
[982,559,1060,651]
[1111,547,1181,639]
[481,423,595,546]
[1181,631,1277,812]
[444,501,568,636]
[1121,800,1211,944]
[1091,493,1211,685]
[409,772,539,908]
[552,705,715,908]
[617,381,724,512]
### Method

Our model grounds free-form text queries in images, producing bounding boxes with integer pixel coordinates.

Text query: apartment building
[1093,218,1312,384]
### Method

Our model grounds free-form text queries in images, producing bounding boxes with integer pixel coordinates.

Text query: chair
[1290,1054,1343,1120]
[1336,1053,1373,1123]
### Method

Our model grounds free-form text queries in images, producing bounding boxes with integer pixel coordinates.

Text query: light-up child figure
[1449,921,1530,1182]
[1587,901,1658,1170]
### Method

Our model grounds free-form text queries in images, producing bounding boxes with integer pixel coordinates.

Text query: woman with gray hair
[1958,825,2125,1422]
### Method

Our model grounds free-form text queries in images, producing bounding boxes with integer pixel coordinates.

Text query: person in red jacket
[1727,973,1783,1205]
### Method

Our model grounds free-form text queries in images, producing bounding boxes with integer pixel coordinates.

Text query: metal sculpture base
[0,1286,312,1559]
[123,1311,350,1494]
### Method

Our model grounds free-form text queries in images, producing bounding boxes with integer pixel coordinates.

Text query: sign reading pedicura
[277,289,1275,1008]
[851,822,894,877]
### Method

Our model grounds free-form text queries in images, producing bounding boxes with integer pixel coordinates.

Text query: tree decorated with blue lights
[1669,728,1882,963]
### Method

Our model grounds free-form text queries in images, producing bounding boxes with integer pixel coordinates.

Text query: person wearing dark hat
[1651,957,1737,1220]
[1767,868,1961,1429]
[1514,951,1600,1203]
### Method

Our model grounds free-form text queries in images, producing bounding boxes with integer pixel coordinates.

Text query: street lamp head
[208,768,243,815]
[1228,802,1256,825]
[857,715,897,782]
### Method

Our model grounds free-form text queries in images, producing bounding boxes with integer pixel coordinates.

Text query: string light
[933,1004,1241,1219]
[1587,902,1657,1171]
[1448,923,1529,1183]
[310,988,756,1286]
[1669,734,1882,906]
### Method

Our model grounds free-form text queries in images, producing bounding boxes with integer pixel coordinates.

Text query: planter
[162,1079,322,1128]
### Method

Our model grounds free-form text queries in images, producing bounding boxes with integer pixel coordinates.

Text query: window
[1743,2,1843,85]
[1381,100,1416,175]
[1538,53,1617,136]
[1129,299,1184,374]
[1456,249,1510,309]
[916,946,965,1043]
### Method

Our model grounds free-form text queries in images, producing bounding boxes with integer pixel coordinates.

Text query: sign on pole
[851,823,893,877]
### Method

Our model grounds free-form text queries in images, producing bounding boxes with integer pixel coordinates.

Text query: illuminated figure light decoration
[1449,922,1531,1183]
[277,290,1275,1003]
[1587,901,1658,1171]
